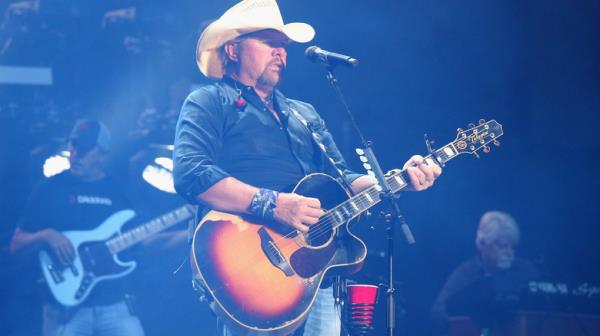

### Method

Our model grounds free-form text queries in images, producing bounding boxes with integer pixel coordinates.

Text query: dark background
[1,0,599,335]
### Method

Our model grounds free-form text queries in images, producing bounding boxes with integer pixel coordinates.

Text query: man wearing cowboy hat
[173,0,441,335]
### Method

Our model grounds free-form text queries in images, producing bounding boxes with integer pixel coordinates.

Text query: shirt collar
[221,76,290,117]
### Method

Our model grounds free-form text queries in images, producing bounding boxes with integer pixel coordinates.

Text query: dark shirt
[431,255,540,335]
[172,77,360,205]
[19,171,135,306]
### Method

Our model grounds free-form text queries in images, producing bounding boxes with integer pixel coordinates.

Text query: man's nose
[273,47,287,59]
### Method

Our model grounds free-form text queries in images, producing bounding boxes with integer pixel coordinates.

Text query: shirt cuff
[345,172,363,185]
[177,166,231,204]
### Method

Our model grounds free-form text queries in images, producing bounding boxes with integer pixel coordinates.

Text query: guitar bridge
[75,273,95,299]
[258,227,295,277]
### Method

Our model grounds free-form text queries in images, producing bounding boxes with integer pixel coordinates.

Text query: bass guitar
[39,204,194,306]
[191,120,503,336]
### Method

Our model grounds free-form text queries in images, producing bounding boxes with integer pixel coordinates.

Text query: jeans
[42,301,144,336]
[220,286,341,336]
[300,286,341,336]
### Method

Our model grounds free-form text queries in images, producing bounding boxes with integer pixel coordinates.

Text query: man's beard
[257,61,285,89]
[257,71,282,89]
[496,255,514,270]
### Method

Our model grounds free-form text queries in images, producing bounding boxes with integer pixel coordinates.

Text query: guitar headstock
[453,119,503,157]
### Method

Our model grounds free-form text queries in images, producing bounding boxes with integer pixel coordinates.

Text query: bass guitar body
[191,173,367,336]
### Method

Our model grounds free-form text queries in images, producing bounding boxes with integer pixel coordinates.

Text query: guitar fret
[106,205,193,254]
[369,189,380,203]
[106,240,116,254]
[441,146,453,159]
[393,175,405,189]
[333,210,344,223]
[340,205,350,218]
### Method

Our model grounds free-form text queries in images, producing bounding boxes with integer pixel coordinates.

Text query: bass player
[10,119,145,336]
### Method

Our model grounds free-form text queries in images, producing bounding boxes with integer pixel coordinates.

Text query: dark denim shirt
[173,77,360,205]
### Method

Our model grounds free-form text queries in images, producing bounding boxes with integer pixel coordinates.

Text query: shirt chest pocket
[223,110,290,155]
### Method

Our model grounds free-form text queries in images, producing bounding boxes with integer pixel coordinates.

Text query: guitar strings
[263,167,411,253]
[262,194,384,261]
[269,132,496,250]
[271,163,416,247]
[265,142,475,260]
[259,190,374,256]
[263,186,384,255]
[275,125,496,253]
[263,154,439,252]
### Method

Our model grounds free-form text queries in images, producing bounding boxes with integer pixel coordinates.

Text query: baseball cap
[68,119,111,153]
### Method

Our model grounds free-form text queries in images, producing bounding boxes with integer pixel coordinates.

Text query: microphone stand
[322,65,416,336]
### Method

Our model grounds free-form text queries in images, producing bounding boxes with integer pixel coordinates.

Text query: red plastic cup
[347,284,378,305]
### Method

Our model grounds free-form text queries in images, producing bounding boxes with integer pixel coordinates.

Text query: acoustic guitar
[191,120,503,336]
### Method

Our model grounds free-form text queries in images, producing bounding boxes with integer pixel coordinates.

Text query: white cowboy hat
[196,0,315,79]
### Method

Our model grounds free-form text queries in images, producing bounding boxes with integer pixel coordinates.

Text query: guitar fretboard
[106,205,193,254]
[316,142,461,231]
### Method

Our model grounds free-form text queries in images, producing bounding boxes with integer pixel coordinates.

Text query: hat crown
[219,0,284,28]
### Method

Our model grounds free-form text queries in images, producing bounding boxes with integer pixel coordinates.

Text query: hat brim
[196,22,315,79]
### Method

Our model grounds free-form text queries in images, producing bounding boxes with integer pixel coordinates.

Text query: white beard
[496,255,514,270]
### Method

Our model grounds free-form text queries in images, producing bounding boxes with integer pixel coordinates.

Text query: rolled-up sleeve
[173,87,231,204]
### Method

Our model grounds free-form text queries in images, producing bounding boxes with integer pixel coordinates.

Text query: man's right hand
[273,193,325,233]
[42,229,75,266]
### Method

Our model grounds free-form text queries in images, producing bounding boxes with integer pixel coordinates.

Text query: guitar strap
[286,103,355,193]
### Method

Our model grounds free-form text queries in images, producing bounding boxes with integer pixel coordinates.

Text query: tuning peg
[457,127,464,133]
[468,123,476,129]
[479,119,486,125]
[483,145,491,153]
[493,140,501,147]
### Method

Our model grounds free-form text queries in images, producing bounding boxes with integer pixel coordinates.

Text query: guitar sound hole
[305,220,333,247]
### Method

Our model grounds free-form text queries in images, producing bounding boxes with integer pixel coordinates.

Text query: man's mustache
[271,57,286,70]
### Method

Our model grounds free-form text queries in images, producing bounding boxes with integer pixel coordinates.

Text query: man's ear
[223,42,240,62]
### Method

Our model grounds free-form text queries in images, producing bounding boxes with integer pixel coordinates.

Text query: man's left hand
[403,155,442,191]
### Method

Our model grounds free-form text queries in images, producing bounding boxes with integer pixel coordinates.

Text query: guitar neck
[322,141,465,229]
[106,205,193,254]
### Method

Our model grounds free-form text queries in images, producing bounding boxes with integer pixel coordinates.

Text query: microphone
[305,46,359,68]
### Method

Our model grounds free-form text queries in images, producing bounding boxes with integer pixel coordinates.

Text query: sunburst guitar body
[192,174,366,336]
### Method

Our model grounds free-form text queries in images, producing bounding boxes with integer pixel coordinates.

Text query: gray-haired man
[431,211,539,335]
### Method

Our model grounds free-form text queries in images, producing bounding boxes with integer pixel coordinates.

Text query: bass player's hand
[274,193,325,233]
[43,229,75,267]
